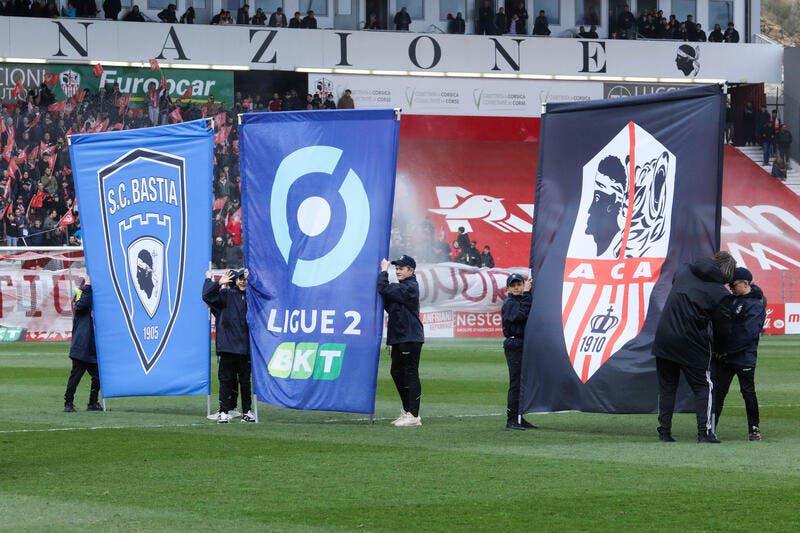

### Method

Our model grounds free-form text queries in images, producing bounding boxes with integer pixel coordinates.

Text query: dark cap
[391,255,416,269]
[506,273,524,287]
[231,268,247,279]
[732,267,752,283]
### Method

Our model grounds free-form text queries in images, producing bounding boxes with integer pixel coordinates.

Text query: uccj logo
[563,122,675,382]
[271,145,369,287]
[99,148,185,374]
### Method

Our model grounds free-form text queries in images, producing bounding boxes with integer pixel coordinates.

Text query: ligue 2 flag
[239,109,400,413]
[68,119,214,397]
[521,85,725,414]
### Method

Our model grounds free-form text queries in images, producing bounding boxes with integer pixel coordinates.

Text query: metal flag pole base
[369,413,374,425]
[102,398,107,412]
[207,395,211,418]
[253,394,259,423]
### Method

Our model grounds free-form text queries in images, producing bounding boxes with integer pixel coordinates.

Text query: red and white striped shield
[562,122,675,383]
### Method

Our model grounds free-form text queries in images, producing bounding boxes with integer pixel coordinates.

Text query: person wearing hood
[378,255,424,427]
[652,251,736,443]
[712,267,766,441]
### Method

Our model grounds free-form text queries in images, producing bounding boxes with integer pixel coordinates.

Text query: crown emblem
[590,306,620,334]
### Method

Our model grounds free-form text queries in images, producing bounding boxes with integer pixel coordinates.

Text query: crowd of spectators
[0,78,356,267]
[615,6,741,42]
[390,218,495,268]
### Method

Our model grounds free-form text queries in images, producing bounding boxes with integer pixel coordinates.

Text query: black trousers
[390,342,422,417]
[218,352,252,413]
[656,356,714,435]
[64,358,100,406]
[713,360,759,430]
[503,339,523,419]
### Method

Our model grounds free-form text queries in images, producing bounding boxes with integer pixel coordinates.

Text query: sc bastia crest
[562,122,675,383]
[99,148,186,373]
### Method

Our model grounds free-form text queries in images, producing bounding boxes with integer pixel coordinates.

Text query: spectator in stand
[324,94,337,109]
[144,82,163,126]
[755,104,770,140]
[365,12,380,30]
[61,1,76,17]
[742,101,756,146]
[775,123,792,166]
[494,6,507,34]
[446,13,456,33]
[210,8,225,24]
[267,92,281,112]
[476,0,493,35]
[394,6,411,31]
[759,119,775,166]
[673,23,688,41]
[508,13,524,34]
[76,0,98,17]
[454,226,470,252]
[157,3,177,23]
[454,12,466,33]
[123,4,145,21]
[212,236,225,268]
[337,89,355,109]
[513,2,528,33]
[532,9,550,36]
[301,10,317,28]
[25,218,47,247]
[179,6,195,23]
[220,10,234,25]
[617,4,636,39]
[724,22,739,42]
[708,23,724,42]
[236,3,250,24]
[250,7,266,24]
[101,0,120,19]
[693,23,706,42]
[578,25,598,38]
[771,154,787,181]
[268,7,287,27]
[480,245,494,268]
[684,14,696,40]
[289,11,303,27]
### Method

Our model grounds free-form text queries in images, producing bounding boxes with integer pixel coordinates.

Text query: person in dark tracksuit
[501,273,537,431]
[713,267,766,441]
[203,268,255,424]
[64,276,102,412]
[653,251,736,443]
[378,254,424,427]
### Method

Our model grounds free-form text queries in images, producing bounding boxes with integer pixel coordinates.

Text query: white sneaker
[394,415,422,427]
[207,409,241,420]
[217,411,231,424]
[240,410,256,423]
[391,411,412,426]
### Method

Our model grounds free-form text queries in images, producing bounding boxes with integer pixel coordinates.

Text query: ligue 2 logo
[271,146,370,287]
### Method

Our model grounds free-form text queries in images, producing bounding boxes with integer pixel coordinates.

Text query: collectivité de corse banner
[240,109,400,414]
[68,119,214,397]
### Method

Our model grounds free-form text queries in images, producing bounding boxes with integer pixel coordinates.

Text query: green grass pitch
[1,337,798,531]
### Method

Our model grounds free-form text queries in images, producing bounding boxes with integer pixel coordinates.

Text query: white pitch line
[0,422,205,434]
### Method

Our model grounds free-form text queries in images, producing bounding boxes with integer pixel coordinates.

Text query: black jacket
[653,259,734,369]
[378,272,424,345]
[202,279,249,355]
[69,284,96,363]
[724,284,766,368]
[502,291,530,346]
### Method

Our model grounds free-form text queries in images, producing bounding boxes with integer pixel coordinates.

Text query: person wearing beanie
[652,251,737,443]
[501,273,537,431]
[713,267,766,441]
[378,254,424,427]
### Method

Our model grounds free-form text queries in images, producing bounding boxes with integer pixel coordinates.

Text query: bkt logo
[429,186,533,233]
[99,148,185,374]
[268,342,346,380]
[271,146,369,287]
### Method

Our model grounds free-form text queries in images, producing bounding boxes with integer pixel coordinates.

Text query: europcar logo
[99,148,185,373]
[271,145,369,287]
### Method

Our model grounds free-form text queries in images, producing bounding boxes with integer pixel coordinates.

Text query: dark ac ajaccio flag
[239,109,399,414]
[69,120,213,397]
[521,85,725,414]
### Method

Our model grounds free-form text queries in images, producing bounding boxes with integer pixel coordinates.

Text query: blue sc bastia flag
[240,109,400,414]
[69,119,213,397]
[521,85,725,414]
